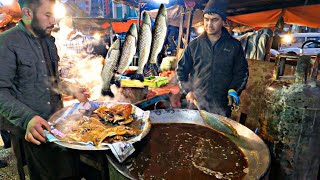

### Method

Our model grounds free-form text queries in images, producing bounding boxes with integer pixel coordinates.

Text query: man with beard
[176,0,248,117]
[0,0,89,179]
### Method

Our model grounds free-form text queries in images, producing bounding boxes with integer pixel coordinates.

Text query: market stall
[40,3,251,179]
[56,0,320,81]
[3,0,318,179]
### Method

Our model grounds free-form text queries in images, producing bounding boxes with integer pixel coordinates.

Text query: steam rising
[183,77,227,116]
[52,17,147,104]
[52,17,103,101]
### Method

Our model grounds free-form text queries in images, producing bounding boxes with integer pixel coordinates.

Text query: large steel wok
[107,109,270,180]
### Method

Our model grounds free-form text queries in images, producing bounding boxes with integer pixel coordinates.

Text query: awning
[145,4,320,32]
[101,19,140,33]
[147,5,185,27]
[114,0,320,16]
[228,4,320,28]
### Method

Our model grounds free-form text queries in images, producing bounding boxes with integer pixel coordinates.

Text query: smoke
[188,77,228,116]
[96,84,148,104]
[52,17,149,104]
[52,17,104,101]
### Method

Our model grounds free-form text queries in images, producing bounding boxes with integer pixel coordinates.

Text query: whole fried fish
[101,39,120,97]
[131,12,152,81]
[146,4,168,76]
[116,24,138,74]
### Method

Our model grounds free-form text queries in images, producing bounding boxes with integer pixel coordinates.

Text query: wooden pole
[177,6,185,50]
[184,7,194,48]
[110,24,113,44]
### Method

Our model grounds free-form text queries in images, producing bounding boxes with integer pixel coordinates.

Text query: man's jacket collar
[17,20,36,38]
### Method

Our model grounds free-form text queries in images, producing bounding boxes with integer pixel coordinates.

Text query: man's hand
[186,91,195,103]
[227,89,240,108]
[169,93,181,108]
[74,86,90,103]
[25,116,51,145]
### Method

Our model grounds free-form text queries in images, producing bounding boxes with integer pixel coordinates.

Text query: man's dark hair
[21,0,41,11]
[21,0,55,12]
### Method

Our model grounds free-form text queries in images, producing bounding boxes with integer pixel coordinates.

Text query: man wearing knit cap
[176,0,248,117]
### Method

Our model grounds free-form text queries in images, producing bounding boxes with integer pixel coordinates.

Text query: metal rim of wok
[107,109,271,180]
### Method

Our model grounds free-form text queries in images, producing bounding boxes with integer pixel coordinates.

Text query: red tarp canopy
[228,4,320,29]
[144,4,320,33]
[101,4,320,33]
[101,19,136,33]
[114,0,320,30]
[101,19,142,33]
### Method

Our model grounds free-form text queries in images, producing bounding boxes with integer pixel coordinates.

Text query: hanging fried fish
[116,24,138,74]
[145,4,168,76]
[101,39,121,97]
[131,12,152,81]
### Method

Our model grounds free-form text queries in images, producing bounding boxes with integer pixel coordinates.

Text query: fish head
[142,12,151,28]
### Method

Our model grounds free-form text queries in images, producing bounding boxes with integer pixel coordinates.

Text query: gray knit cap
[203,0,228,21]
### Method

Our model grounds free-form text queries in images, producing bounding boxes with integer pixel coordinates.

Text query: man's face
[31,0,56,37]
[203,13,224,35]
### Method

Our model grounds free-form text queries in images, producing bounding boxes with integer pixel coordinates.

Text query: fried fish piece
[109,104,133,120]
[54,104,140,147]
[103,135,126,143]
[112,125,142,136]
[94,104,133,124]
[62,117,118,147]
[118,117,134,125]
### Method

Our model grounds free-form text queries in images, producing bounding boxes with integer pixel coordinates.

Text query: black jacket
[176,28,248,115]
[0,21,80,179]
[0,21,62,130]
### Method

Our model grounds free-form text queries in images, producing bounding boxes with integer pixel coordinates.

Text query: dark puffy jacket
[176,28,248,115]
[0,21,62,130]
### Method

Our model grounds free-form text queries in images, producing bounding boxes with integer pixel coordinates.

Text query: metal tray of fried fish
[48,101,151,150]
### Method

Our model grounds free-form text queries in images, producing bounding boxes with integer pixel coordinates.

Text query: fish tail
[144,63,160,76]
[110,78,121,88]
[149,55,157,64]
[130,73,144,82]
[101,89,114,97]
[136,67,144,75]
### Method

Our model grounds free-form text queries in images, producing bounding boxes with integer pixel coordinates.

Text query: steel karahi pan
[107,109,270,180]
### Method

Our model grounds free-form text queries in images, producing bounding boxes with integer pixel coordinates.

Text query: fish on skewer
[101,39,121,97]
[116,24,138,75]
[145,4,168,76]
[131,12,152,81]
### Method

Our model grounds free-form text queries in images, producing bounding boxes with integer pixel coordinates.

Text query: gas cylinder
[259,54,320,179]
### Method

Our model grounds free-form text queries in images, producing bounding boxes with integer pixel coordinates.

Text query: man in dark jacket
[0,0,89,179]
[176,0,248,117]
